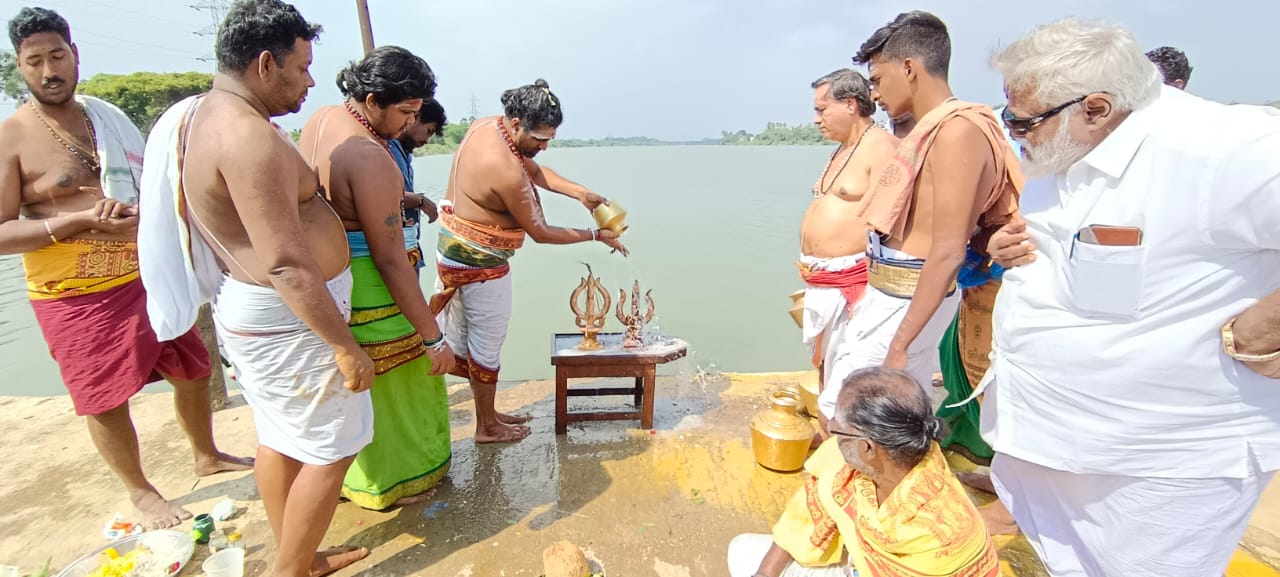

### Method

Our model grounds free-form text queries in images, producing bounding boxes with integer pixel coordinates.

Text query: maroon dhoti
[30,279,211,416]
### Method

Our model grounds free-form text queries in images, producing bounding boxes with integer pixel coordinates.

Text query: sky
[3,0,1276,140]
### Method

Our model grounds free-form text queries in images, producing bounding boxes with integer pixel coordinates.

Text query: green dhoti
[936,280,999,463]
[341,254,451,510]
[937,317,993,461]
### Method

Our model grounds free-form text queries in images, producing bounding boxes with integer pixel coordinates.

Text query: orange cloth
[430,205,526,315]
[859,101,1023,251]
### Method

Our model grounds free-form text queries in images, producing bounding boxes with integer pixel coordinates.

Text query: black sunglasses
[1001,95,1087,137]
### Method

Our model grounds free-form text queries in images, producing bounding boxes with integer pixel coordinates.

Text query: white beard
[1020,111,1091,179]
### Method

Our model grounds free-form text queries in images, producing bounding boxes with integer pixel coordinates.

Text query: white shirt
[981,86,1280,479]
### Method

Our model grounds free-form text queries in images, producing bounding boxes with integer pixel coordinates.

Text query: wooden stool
[551,333,688,434]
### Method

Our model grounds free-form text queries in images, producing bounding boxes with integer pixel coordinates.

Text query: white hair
[992,19,1161,112]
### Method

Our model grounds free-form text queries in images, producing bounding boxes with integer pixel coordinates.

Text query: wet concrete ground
[0,369,1276,576]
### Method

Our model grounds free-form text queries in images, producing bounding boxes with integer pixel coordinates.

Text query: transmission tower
[469,92,480,122]
[192,0,231,63]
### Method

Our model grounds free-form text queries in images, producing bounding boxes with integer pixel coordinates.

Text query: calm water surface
[0,145,834,396]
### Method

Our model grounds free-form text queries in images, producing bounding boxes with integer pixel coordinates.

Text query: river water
[0,145,833,396]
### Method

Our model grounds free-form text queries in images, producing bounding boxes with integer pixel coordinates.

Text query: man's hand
[335,347,376,393]
[579,191,608,212]
[426,342,455,376]
[87,197,137,221]
[80,198,139,234]
[421,197,439,223]
[883,346,908,371]
[1231,302,1280,379]
[988,220,1036,269]
[401,192,422,211]
[598,228,629,257]
[1244,357,1280,379]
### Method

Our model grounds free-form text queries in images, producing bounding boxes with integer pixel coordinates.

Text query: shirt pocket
[1060,241,1147,320]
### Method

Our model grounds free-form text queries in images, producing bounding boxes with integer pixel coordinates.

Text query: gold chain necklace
[30,101,100,173]
[812,122,874,198]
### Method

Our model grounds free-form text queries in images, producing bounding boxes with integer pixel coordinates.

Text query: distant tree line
[720,122,824,145]
[411,119,716,155]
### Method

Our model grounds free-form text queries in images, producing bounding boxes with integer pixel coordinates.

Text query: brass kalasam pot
[788,290,804,328]
[592,201,628,234]
[797,377,820,418]
[750,388,817,472]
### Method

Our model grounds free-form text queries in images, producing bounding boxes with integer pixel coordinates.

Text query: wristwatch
[1221,317,1280,362]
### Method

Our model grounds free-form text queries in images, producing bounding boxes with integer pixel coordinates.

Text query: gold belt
[867,258,956,299]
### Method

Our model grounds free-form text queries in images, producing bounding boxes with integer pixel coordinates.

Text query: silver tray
[54,530,195,577]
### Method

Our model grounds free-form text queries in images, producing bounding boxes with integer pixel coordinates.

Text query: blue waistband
[347,227,419,259]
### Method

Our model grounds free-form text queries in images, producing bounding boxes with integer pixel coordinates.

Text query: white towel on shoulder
[138,94,223,341]
[78,94,144,205]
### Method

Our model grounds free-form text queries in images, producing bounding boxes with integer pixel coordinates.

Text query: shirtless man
[817,11,1021,417]
[0,6,248,530]
[798,68,895,436]
[299,46,456,510]
[139,1,373,574]
[432,79,628,443]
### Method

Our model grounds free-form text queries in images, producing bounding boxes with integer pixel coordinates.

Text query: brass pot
[788,290,804,328]
[592,201,628,234]
[750,388,817,472]
[797,376,820,418]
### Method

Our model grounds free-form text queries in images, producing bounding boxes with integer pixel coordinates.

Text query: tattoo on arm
[384,213,400,227]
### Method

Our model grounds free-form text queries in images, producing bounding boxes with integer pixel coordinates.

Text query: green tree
[721,122,823,145]
[77,71,213,133]
[1,50,27,104]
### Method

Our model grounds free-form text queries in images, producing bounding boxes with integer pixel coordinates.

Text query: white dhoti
[817,246,959,419]
[727,534,855,577]
[434,258,514,383]
[800,254,866,389]
[214,269,373,465]
[992,453,1275,577]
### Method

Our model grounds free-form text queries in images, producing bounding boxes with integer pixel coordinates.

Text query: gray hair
[811,69,875,117]
[835,368,943,467]
[991,19,1160,113]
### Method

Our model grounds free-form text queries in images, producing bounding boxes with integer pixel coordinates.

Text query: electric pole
[356,0,375,55]
[191,0,230,63]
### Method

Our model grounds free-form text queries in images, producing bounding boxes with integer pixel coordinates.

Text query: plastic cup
[202,547,245,577]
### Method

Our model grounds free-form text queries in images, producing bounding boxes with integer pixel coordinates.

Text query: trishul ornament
[616,281,655,349]
[570,263,611,350]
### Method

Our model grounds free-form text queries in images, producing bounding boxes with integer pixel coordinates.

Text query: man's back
[183,93,348,285]
[447,116,527,230]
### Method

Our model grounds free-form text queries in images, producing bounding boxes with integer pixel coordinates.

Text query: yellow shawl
[772,438,998,577]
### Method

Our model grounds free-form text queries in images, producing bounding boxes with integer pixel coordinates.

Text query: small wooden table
[551,332,688,434]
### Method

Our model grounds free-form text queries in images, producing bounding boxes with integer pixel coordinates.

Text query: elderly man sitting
[727,368,997,577]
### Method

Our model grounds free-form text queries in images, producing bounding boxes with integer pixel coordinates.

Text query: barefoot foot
[131,489,193,530]
[310,546,369,577]
[496,411,531,425]
[956,471,997,494]
[979,501,1021,535]
[391,486,439,508]
[194,451,255,477]
[476,422,531,444]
